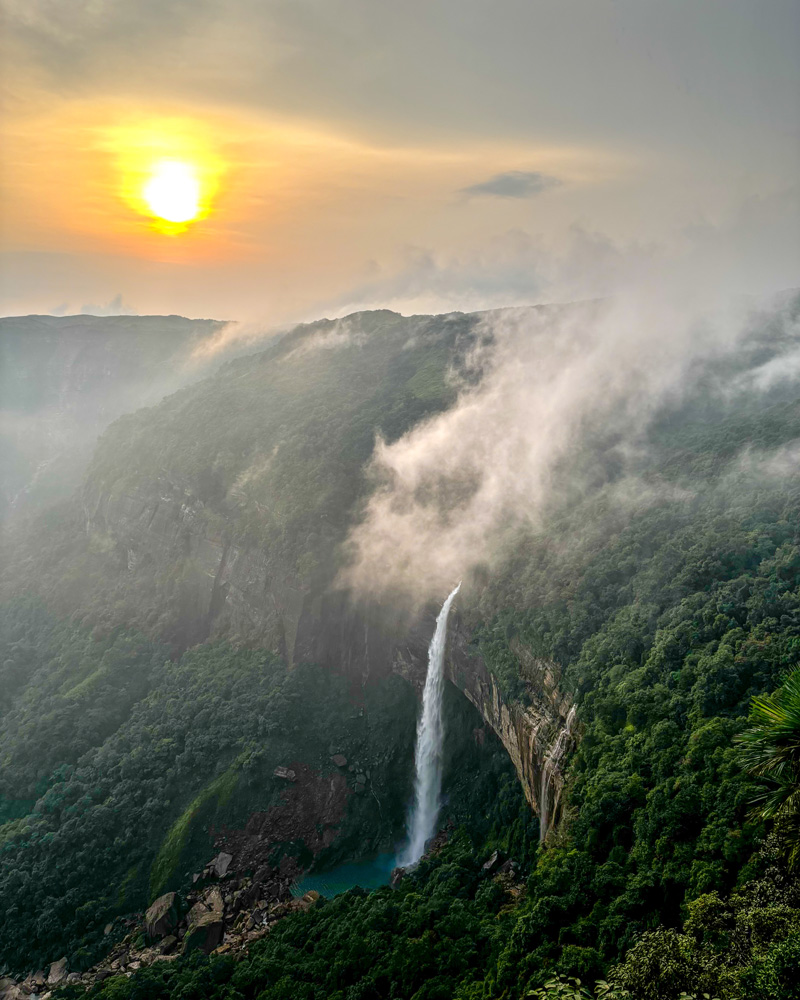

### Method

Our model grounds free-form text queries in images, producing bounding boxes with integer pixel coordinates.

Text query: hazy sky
[1,0,798,324]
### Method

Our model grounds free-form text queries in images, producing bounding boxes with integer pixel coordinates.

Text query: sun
[105,118,225,235]
[143,160,201,224]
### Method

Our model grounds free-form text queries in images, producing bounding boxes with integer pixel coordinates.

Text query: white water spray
[399,582,461,867]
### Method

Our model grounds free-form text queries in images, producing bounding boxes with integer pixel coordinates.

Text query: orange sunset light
[107,119,225,235]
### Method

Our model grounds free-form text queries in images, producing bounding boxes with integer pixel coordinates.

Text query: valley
[1,296,800,999]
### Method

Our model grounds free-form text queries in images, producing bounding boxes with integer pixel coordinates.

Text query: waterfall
[398,582,461,867]
[539,705,577,844]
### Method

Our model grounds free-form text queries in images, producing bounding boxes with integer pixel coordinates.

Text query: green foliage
[526,976,632,999]
[736,666,800,864]
[12,298,800,997]
[0,619,419,974]
[0,601,168,801]
[60,804,530,1000]
[609,838,800,999]
[149,764,239,898]
[0,602,520,978]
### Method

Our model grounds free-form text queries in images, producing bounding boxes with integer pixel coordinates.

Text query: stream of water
[398,582,461,868]
[293,584,461,898]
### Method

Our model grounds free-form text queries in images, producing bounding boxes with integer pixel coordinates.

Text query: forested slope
[1,296,799,998]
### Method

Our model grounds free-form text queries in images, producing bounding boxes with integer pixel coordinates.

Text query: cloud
[460,171,560,199]
[4,0,798,172]
[320,183,799,324]
[80,293,137,316]
[188,319,279,361]
[338,282,794,610]
[324,227,660,319]
[727,440,800,484]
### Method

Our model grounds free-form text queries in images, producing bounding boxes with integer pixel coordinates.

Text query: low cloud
[80,293,137,316]
[461,171,561,199]
[338,284,794,609]
[326,227,657,319]
[281,318,369,360]
[188,319,281,361]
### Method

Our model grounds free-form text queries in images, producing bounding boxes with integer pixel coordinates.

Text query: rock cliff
[81,468,575,832]
[445,624,575,835]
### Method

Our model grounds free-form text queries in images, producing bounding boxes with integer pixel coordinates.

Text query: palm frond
[737,666,800,865]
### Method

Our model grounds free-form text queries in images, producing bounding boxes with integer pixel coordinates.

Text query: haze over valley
[1,3,799,999]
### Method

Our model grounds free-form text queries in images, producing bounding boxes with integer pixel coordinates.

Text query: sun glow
[143,160,201,224]
[106,118,225,235]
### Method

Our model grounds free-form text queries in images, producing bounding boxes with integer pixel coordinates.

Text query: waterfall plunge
[399,582,461,868]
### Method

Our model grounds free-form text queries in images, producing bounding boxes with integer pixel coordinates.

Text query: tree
[736,666,800,865]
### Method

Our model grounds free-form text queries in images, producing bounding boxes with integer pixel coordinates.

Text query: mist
[0,314,254,521]
[340,280,799,608]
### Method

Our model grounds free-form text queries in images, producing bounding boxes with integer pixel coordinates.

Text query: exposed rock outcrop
[46,958,67,986]
[209,853,233,878]
[445,622,576,836]
[216,762,350,875]
[144,892,178,940]
[82,462,575,837]
[0,849,327,997]
[184,889,225,954]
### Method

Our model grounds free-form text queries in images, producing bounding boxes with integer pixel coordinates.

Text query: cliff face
[83,479,290,651]
[73,309,474,647]
[390,612,574,835]
[82,475,402,665]
[60,306,575,831]
[83,474,574,834]
[445,627,575,838]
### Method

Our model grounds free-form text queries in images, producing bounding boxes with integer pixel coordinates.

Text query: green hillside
[1,298,799,999]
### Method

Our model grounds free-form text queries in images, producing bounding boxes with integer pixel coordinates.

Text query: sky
[1,0,798,325]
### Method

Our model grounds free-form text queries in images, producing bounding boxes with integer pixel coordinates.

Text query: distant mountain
[0,314,229,519]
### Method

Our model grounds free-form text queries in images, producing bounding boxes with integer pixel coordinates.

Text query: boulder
[185,902,205,925]
[273,766,297,782]
[145,891,178,939]
[331,754,348,768]
[390,866,405,888]
[46,958,68,986]
[157,935,177,955]
[481,850,503,875]
[209,852,233,878]
[205,887,224,912]
[183,887,225,955]
[182,906,224,955]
